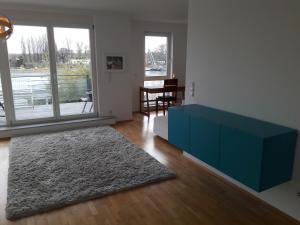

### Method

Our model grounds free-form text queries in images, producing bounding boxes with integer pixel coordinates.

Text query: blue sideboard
[168,104,297,192]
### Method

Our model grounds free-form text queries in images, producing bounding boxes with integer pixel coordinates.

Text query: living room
[0,0,299,224]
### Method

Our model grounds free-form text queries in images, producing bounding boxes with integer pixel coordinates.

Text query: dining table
[139,86,185,116]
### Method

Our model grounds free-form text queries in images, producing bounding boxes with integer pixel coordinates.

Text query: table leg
[146,92,150,117]
[139,88,142,113]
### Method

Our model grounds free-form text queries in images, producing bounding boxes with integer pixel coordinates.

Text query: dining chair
[0,101,4,117]
[81,90,93,113]
[155,79,178,116]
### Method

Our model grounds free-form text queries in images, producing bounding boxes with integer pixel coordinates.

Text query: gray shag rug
[6,126,175,220]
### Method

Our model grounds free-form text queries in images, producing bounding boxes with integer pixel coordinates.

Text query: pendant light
[0,15,13,40]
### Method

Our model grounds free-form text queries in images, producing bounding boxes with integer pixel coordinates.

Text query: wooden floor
[0,113,299,225]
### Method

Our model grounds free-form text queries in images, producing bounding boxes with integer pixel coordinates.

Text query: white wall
[0,7,134,121]
[185,0,300,179]
[131,21,187,111]
[0,8,93,25]
[94,14,133,120]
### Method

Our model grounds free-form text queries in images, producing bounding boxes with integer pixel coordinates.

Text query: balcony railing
[0,74,91,109]
[0,74,92,125]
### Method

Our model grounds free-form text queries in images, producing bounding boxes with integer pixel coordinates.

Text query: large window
[144,33,172,86]
[2,24,96,125]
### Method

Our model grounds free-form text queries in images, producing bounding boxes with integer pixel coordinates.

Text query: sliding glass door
[7,25,54,121]
[2,24,97,126]
[53,27,94,116]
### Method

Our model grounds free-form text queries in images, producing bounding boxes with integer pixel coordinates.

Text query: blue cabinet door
[190,116,220,168]
[260,132,297,190]
[168,108,190,151]
[220,126,263,191]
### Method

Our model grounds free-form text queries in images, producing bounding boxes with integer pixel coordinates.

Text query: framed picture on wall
[105,54,125,72]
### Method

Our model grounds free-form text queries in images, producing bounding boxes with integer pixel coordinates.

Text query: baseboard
[0,117,116,138]
[183,152,259,193]
[183,152,300,223]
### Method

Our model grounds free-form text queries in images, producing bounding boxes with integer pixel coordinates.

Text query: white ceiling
[0,0,189,23]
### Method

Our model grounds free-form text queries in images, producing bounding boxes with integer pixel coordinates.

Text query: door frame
[0,23,99,126]
[50,25,99,122]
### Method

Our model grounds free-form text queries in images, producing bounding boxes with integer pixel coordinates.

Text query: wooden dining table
[139,86,185,116]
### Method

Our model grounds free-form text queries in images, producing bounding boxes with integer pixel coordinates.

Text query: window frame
[144,32,173,81]
[51,25,98,119]
[1,22,99,126]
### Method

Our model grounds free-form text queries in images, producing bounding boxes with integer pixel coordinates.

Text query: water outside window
[144,80,164,87]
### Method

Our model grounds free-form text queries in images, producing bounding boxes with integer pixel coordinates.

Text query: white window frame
[0,22,99,126]
[144,32,173,81]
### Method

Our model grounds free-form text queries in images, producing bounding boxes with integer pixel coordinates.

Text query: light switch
[189,81,195,97]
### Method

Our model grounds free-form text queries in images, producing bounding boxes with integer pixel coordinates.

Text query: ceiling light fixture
[0,15,13,40]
